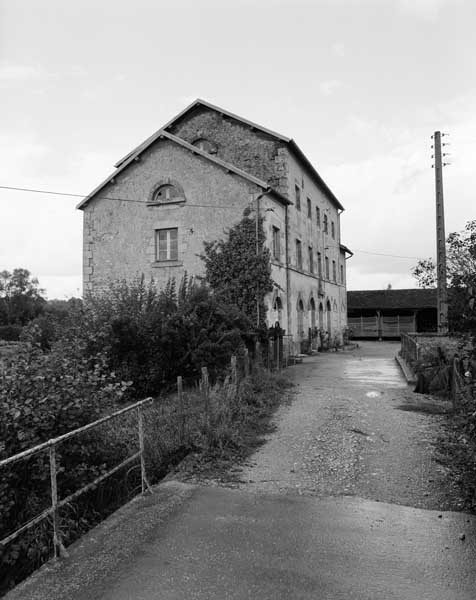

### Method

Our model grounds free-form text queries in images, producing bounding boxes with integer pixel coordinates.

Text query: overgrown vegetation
[0,211,290,593]
[412,219,476,333]
[202,209,274,330]
[411,220,476,511]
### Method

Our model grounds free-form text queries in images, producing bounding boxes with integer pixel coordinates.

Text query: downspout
[285,202,291,336]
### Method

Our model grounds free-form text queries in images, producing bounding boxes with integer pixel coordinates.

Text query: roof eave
[288,140,344,212]
[77,130,291,210]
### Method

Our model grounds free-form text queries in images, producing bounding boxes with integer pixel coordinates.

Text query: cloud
[331,42,346,57]
[396,0,452,19]
[0,63,57,84]
[319,79,345,96]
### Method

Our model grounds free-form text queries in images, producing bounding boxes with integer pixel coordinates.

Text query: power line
[0,185,232,209]
[351,249,422,260]
[0,183,427,261]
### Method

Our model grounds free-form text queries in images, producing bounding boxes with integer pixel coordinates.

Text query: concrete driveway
[7,342,476,600]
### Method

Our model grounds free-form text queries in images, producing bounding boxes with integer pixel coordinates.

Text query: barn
[347,289,437,338]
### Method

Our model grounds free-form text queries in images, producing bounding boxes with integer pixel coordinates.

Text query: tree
[412,220,476,332]
[201,209,274,330]
[0,268,46,326]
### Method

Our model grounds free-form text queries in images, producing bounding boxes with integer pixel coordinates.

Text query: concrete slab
[7,481,476,600]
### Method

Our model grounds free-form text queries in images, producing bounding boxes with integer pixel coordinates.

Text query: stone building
[78,99,351,347]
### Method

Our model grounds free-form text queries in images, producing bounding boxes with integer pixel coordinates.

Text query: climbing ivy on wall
[201,208,274,330]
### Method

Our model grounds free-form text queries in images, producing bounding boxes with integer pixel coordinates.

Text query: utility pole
[433,131,449,334]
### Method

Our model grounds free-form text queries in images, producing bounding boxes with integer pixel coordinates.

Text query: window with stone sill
[155,228,178,261]
[295,185,301,211]
[296,239,303,269]
[307,197,312,219]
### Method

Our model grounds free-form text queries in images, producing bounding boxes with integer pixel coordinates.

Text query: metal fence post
[244,348,250,377]
[49,445,67,559]
[201,367,210,442]
[231,355,237,388]
[177,375,184,444]
[137,407,151,494]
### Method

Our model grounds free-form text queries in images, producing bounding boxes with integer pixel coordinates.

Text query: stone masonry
[79,100,351,347]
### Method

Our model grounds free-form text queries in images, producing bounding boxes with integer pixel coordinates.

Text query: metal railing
[0,397,153,558]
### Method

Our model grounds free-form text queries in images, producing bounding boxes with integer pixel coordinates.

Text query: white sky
[1,0,475,299]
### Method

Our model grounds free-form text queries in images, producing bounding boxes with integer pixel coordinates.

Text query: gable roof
[77,130,290,210]
[347,289,437,311]
[113,99,344,211]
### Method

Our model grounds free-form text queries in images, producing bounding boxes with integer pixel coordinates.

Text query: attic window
[192,138,217,154]
[153,184,183,203]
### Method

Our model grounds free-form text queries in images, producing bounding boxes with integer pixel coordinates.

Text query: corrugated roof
[77,130,291,210]
[347,289,437,310]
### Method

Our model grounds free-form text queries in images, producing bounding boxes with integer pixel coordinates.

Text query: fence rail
[0,397,153,558]
[0,340,293,568]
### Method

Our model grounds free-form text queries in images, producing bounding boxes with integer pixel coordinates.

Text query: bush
[61,277,254,397]
[0,325,22,341]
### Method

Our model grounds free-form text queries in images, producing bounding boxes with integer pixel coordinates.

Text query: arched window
[297,299,304,339]
[192,138,217,154]
[323,214,328,234]
[326,299,332,334]
[273,296,283,325]
[153,184,183,204]
[318,302,324,329]
[310,297,316,328]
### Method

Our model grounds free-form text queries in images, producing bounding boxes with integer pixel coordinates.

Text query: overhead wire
[0,184,429,261]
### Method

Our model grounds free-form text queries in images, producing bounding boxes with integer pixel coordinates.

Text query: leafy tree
[412,220,476,332]
[0,268,46,326]
[201,209,274,330]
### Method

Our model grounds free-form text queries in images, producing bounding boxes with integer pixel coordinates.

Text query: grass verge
[167,368,294,485]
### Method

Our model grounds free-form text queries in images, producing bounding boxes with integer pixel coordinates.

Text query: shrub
[0,325,22,341]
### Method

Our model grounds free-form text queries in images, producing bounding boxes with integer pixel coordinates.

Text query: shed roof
[347,289,437,311]
[114,99,344,211]
[77,130,291,210]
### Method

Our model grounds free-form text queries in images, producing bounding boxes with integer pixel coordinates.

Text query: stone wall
[167,106,288,194]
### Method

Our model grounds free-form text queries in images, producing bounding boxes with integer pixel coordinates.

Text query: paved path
[7,342,476,600]
[235,341,460,510]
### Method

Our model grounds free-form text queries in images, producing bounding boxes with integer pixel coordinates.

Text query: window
[273,297,283,325]
[316,207,321,228]
[153,184,183,203]
[317,252,322,277]
[155,228,178,261]
[332,260,337,282]
[297,299,304,339]
[192,138,217,154]
[296,239,302,269]
[310,298,316,328]
[323,214,328,234]
[340,264,344,284]
[272,226,281,260]
[307,198,312,218]
[331,221,335,239]
[295,185,301,211]
[308,246,314,273]
[325,256,329,279]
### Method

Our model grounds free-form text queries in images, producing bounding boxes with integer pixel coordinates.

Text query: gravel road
[234,341,461,510]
